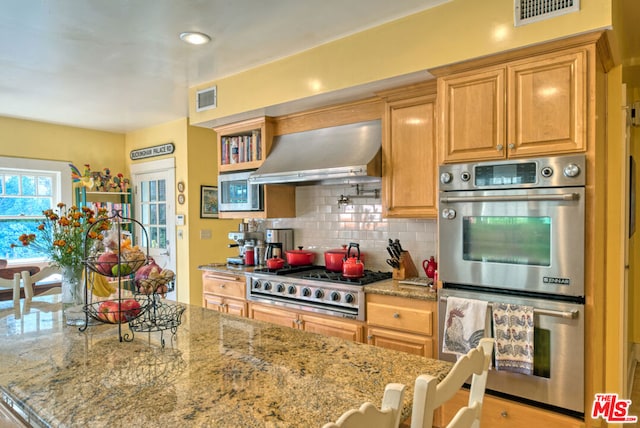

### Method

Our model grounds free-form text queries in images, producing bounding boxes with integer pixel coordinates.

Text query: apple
[120,299,141,320]
[97,299,141,323]
[96,252,119,276]
[97,300,119,323]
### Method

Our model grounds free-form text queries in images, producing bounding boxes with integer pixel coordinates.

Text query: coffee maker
[227,231,264,265]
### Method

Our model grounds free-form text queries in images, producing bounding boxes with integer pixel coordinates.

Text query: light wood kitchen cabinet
[202,271,248,317]
[439,389,584,428]
[214,117,274,172]
[378,82,438,218]
[248,303,364,342]
[366,293,436,358]
[437,45,589,163]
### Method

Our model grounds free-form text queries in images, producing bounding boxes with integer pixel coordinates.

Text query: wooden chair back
[323,383,407,428]
[410,338,494,428]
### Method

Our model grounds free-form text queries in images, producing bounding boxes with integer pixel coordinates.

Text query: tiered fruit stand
[80,210,184,345]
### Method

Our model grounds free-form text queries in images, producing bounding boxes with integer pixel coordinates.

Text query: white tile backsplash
[261,183,437,275]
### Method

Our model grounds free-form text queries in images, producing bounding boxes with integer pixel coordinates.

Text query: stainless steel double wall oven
[437,154,586,416]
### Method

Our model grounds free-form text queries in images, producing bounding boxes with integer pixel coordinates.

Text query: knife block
[392,251,419,280]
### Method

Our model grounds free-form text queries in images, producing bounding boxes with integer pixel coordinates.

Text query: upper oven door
[439,187,584,297]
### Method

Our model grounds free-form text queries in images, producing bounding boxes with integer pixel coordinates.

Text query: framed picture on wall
[200,185,218,219]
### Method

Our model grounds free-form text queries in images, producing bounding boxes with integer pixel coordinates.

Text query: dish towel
[442,297,488,357]
[491,302,534,375]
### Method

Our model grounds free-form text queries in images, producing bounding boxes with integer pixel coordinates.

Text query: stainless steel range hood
[248,120,382,185]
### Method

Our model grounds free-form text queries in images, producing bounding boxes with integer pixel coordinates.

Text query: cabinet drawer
[202,272,246,299]
[366,294,434,335]
[441,390,584,428]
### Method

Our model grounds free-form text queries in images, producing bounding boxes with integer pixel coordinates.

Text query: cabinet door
[438,67,506,163]
[224,298,248,317]
[300,313,364,342]
[249,303,299,329]
[441,389,584,428]
[507,48,587,158]
[203,293,225,312]
[366,326,434,358]
[383,94,438,218]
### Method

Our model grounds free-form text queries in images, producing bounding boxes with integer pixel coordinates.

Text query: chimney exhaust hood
[248,120,382,185]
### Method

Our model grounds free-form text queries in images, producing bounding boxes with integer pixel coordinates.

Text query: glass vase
[61,265,85,326]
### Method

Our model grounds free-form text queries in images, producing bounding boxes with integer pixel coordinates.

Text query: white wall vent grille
[514,0,579,26]
[196,86,217,112]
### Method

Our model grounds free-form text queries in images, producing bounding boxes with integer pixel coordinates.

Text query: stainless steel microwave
[218,171,263,212]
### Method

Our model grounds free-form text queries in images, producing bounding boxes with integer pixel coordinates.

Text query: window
[0,158,72,262]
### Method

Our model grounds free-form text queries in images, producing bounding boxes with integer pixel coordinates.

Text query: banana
[86,270,116,297]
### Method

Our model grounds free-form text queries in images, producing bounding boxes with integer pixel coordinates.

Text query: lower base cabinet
[248,303,364,342]
[202,271,248,317]
[439,389,585,428]
[366,294,436,358]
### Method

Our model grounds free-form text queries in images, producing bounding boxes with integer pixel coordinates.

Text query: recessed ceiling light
[179,31,211,45]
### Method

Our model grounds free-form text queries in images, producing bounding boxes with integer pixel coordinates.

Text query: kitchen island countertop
[0,294,450,427]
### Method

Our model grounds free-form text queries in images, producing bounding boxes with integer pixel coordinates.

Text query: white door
[130,159,176,300]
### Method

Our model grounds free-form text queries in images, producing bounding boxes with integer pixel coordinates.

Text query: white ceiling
[0,0,448,133]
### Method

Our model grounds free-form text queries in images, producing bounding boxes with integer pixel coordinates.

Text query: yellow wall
[125,119,190,303]
[124,119,238,306]
[185,124,238,306]
[190,0,611,124]
[0,116,125,172]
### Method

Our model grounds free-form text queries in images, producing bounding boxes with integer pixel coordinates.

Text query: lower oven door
[438,287,584,416]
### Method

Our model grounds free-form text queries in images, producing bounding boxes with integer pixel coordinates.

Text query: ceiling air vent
[514,0,579,26]
[196,86,217,112]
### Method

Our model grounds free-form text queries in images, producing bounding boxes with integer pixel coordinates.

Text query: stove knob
[344,293,355,303]
[302,287,312,297]
[440,172,453,184]
[252,279,262,290]
[263,281,272,291]
[330,291,341,302]
[314,289,325,299]
[276,283,285,293]
[287,285,297,295]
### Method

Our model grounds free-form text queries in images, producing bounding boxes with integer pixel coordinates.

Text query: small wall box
[176,214,185,226]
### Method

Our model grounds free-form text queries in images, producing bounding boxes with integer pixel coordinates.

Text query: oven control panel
[439,154,585,191]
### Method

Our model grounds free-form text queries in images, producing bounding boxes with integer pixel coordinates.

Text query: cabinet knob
[220,283,226,288]
[508,143,515,150]
[500,411,508,418]
[393,313,400,319]
[496,144,504,151]
[367,335,373,340]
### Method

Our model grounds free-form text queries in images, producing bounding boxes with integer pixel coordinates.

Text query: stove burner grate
[300,269,392,285]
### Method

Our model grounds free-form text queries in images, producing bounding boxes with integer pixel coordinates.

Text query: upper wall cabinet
[378,82,438,218]
[437,45,590,163]
[214,117,274,172]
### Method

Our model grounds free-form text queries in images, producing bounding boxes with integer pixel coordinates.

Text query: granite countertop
[364,279,437,301]
[0,294,451,427]
[199,264,437,301]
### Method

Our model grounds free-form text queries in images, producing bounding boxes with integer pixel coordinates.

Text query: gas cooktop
[252,265,392,286]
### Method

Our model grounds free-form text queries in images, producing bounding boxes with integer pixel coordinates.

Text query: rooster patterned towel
[491,303,534,375]
[442,297,488,357]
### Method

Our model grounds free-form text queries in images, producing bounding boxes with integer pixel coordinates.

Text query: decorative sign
[130,143,175,160]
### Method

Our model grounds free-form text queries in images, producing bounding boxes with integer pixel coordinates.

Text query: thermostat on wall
[176,214,185,226]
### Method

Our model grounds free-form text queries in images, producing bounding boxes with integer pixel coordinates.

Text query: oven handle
[439,193,580,203]
[439,296,579,319]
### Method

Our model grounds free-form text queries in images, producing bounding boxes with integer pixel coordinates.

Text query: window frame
[0,157,72,262]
